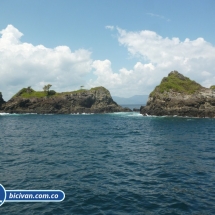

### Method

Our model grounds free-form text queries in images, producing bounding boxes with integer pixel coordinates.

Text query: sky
[0,0,215,100]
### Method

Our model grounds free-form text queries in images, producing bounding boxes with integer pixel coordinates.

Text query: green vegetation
[14,88,47,98]
[71,89,87,93]
[13,87,52,98]
[21,91,48,98]
[13,86,109,99]
[90,86,107,91]
[48,90,56,96]
[150,71,202,96]
[210,85,215,90]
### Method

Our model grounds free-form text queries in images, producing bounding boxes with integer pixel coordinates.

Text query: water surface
[0,112,215,214]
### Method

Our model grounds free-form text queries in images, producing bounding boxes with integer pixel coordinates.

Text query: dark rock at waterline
[140,71,215,118]
[133,108,140,112]
[1,87,131,114]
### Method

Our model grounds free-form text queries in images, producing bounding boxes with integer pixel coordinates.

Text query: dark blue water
[1,112,215,215]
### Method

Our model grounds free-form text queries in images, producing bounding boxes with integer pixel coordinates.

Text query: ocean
[0,107,215,214]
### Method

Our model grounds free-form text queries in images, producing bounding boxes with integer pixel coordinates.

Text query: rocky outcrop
[0,92,5,109]
[140,71,215,117]
[133,108,140,112]
[2,87,131,114]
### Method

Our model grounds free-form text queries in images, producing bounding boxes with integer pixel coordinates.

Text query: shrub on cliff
[48,90,56,96]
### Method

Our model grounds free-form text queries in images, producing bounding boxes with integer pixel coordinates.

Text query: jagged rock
[140,71,215,117]
[0,92,5,109]
[2,86,131,114]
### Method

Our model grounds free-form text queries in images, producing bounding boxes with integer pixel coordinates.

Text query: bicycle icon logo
[0,184,6,206]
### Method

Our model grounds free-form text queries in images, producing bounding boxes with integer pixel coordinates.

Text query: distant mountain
[112,95,148,105]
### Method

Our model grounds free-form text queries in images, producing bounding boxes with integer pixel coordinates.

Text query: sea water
[0,111,215,214]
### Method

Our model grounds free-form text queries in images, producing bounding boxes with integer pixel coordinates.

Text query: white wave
[70,113,94,115]
[143,113,161,117]
[142,114,168,118]
[0,113,10,115]
[0,112,38,116]
[108,112,143,117]
[127,113,143,117]
[0,113,22,116]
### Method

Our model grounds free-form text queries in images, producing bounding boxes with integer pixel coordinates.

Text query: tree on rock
[43,84,52,94]
[26,86,33,93]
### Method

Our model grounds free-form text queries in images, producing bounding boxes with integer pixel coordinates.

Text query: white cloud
[0,24,23,44]
[201,71,211,77]
[116,27,215,88]
[105,25,114,31]
[88,27,215,97]
[88,60,158,97]
[1,24,215,101]
[146,13,170,22]
[0,25,93,100]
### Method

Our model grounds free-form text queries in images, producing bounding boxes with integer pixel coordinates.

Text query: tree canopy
[43,84,52,92]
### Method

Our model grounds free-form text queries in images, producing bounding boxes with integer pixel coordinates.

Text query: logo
[0,184,65,206]
[0,184,6,206]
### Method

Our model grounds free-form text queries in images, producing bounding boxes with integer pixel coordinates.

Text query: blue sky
[0,0,215,100]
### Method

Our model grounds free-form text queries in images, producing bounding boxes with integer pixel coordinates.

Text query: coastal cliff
[1,86,131,114]
[140,71,215,117]
[0,92,5,108]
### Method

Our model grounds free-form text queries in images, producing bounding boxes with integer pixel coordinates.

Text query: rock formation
[0,92,5,109]
[140,71,215,117]
[1,87,131,114]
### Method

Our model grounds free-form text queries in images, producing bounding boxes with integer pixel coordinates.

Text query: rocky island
[140,71,215,118]
[0,86,131,114]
